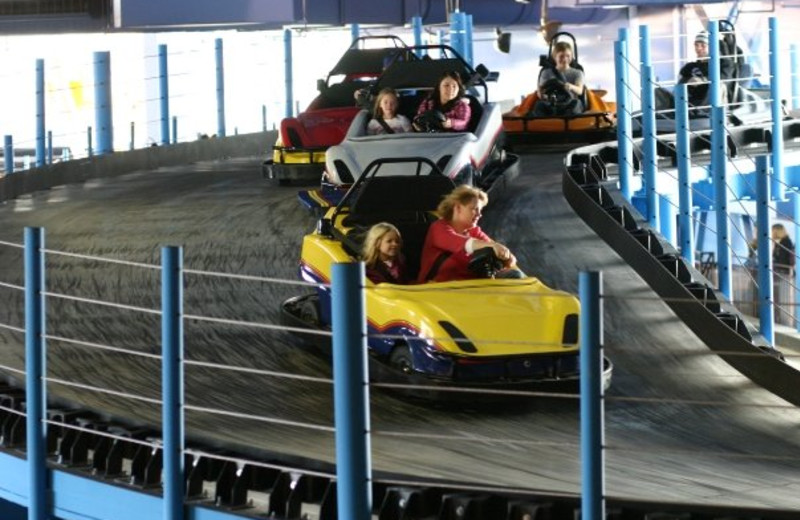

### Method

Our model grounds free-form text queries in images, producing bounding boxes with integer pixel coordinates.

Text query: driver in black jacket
[533,41,585,117]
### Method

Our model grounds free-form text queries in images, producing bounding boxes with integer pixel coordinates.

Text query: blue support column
[4,135,13,174]
[614,31,633,202]
[769,17,785,201]
[791,44,799,111]
[755,156,774,346]
[675,84,695,265]
[35,59,45,167]
[412,16,423,58]
[794,193,800,330]
[449,11,466,59]
[350,23,360,42]
[712,105,732,299]
[24,227,47,520]
[159,44,170,146]
[579,271,605,520]
[659,195,676,246]
[284,29,294,118]
[332,262,372,520]
[641,65,659,229]
[708,21,721,109]
[465,14,474,66]
[161,246,185,520]
[215,38,226,138]
[94,51,113,155]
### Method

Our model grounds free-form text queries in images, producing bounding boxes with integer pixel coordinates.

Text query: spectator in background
[772,223,795,274]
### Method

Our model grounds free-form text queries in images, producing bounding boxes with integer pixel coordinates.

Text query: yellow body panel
[271,137,327,165]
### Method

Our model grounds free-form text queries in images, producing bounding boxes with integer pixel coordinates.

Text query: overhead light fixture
[515,0,531,4]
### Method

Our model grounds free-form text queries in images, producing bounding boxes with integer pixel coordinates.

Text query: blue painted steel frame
[284,29,294,118]
[580,271,605,520]
[162,247,185,520]
[614,30,632,202]
[639,25,658,229]
[769,17,785,201]
[94,51,113,155]
[24,227,46,520]
[159,44,171,146]
[755,156,775,346]
[675,84,694,265]
[215,38,226,138]
[4,135,13,174]
[332,262,372,520]
[35,59,45,168]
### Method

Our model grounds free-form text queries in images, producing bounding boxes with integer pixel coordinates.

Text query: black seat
[465,95,483,133]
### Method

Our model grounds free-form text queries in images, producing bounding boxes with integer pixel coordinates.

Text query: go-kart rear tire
[389,345,413,375]
[262,161,292,187]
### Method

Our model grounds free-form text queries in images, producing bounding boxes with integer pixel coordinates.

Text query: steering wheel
[467,247,506,278]
[541,78,570,104]
[413,110,446,133]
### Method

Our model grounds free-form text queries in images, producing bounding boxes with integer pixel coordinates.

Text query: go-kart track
[1,152,800,514]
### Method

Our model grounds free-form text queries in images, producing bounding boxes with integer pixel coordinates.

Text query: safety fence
[1,227,800,520]
[612,15,800,342]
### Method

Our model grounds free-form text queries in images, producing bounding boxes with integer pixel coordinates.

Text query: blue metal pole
[172,116,178,144]
[161,246,185,520]
[642,65,659,229]
[465,14,474,66]
[215,38,226,138]
[791,43,800,111]
[332,262,372,520]
[159,44,170,146]
[87,126,93,158]
[412,16,423,58]
[659,195,676,246]
[24,226,47,520]
[708,21,721,110]
[755,156,774,346]
[450,11,465,60]
[794,193,800,330]
[47,130,52,165]
[712,105,732,300]
[675,83,695,265]
[4,135,13,174]
[284,29,294,119]
[94,51,113,155]
[614,32,632,202]
[438,29,446,58]
[350,23,360,42]
[769,17,785,201]
[579,271,605,520]
[35,59,45,167]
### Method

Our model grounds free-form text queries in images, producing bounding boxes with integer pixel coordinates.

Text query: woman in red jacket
[418,185,523,283]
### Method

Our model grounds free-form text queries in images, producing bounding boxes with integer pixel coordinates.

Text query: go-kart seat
[341,174,457,279]
[466,95,483,133]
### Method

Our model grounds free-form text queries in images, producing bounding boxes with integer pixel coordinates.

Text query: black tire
[389,345,413,375]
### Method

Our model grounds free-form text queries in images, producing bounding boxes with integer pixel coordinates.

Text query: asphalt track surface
[1,154,800,511]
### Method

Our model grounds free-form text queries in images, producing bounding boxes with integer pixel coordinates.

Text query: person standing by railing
[772,223,796,324]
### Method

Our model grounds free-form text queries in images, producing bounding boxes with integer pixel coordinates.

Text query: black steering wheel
[467,247,506,278]
[541,78,570,105]
[413,110,446,133]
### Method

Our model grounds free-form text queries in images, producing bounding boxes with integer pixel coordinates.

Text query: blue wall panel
[118,0,294,28]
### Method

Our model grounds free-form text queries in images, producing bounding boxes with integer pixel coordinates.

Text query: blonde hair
[361,222,402,267]
[437,185,488,221]
[373,88,400,119]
